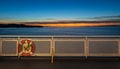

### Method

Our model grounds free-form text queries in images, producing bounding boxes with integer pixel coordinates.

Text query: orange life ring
[18,39,35,56]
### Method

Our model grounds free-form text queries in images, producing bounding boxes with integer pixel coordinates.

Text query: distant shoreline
[0,24,43,28]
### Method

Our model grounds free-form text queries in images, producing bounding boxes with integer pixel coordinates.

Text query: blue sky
[0,0,120,22]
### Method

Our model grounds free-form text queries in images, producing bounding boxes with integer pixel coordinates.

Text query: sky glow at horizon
[0,0,120,22]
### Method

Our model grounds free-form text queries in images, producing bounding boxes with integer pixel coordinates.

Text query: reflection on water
[0,26,120,36]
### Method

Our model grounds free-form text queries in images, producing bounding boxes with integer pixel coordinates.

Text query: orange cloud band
[26,23,120,27]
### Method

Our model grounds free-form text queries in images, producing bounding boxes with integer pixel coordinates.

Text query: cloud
[92,15,120,19]
[90,15,120,21]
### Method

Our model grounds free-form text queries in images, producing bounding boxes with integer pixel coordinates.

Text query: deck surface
[0,58,120,69]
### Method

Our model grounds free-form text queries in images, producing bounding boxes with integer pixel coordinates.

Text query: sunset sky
[0,0,120,23]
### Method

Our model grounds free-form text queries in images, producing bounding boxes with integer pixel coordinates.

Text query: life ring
[18,39,35,56]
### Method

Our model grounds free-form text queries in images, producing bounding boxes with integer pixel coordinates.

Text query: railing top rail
[0,35,120,38]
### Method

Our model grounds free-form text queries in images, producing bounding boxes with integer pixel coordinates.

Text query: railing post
[84,36,89,59]
[0,38,2,56]
[118,40,120,57]
[17,36,20,59]
[51,36,55,64]
[51,47,54,64]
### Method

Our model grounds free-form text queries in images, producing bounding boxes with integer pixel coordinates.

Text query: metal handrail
[0,35,120,38]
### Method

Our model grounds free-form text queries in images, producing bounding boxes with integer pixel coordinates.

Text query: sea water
[0,26,120,36]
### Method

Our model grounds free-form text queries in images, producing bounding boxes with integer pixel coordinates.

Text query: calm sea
[0,26,120,36]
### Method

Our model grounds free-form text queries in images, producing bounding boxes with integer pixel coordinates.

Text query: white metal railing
[0,35,120,63]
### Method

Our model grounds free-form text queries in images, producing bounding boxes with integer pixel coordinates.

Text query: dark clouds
[90,15,120,21]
